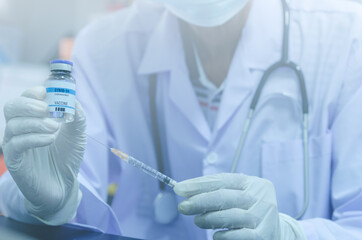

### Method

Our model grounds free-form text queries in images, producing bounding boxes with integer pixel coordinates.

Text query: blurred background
[0,0,133,177]
[0,0,360,176]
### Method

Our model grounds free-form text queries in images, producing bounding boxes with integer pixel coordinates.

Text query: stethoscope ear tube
[149,75,179,224]
[231,0,310,220]
[149,74,166,191]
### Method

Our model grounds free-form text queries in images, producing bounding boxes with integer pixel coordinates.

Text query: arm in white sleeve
[0,171,82,226]
[63,20,123,234]
[299,83,362,238]
[0,171,41,224]
[299,22,362,239]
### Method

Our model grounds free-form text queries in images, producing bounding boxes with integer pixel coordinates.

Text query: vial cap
[50,60,73,72]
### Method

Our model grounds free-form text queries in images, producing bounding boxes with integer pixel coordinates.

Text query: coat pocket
[261,131,332,217]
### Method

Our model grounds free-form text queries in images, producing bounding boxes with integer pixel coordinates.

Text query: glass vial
[45,60,76,123]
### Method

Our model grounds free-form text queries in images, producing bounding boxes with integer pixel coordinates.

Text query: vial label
[45,81,76,115]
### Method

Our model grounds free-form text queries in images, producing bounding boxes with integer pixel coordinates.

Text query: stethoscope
[150,0,309,224]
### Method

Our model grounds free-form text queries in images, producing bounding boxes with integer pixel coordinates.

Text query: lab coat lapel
[138,10,211,141]
[214,0,283,133]
[213,65,253,133]
[168,64,212,141]
[138,10,175,74]
[167,18,212,141]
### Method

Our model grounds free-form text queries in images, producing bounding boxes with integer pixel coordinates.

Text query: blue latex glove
[174,173,306,240]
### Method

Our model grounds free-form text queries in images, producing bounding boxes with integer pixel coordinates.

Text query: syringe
[110,148,177,188]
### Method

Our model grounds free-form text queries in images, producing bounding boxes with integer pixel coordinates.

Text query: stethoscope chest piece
[154,191,178,224]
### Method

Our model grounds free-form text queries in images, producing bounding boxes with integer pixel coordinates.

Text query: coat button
[206,152,218,164]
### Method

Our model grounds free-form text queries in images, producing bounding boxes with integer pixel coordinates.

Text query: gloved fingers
[249,199,279,231]
[178,189,255,215]
[54,100,86,159]
[194,208,260,230]
[4,133,55,160]
[4,97,49,122]
[4,117,59,142]
[74,100,86,123]
[213,228,258,240]
[174,173,249,198]
[60,100,86,134]
[21,86,46,100]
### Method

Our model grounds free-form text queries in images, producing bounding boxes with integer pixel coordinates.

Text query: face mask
[154,0,250,27]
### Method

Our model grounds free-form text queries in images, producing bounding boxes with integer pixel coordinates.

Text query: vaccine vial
[45,60,76,123]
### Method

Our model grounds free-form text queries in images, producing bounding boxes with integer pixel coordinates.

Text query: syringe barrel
[128,156,176,188]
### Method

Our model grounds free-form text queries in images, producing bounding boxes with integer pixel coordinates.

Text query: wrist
[24,180,82,225]
[279,213,307,240]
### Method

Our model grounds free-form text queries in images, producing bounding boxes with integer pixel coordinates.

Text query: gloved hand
[2,86,86,225]
[174,173,306,240]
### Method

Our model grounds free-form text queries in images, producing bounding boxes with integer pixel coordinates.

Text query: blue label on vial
[49,105,75,109]
[46,87,76,95]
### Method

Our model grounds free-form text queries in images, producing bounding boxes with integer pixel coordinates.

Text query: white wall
[0,0,131,145]
[0,0,130,64]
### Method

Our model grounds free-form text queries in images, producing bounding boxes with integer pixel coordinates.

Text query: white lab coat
[1,0,362,239]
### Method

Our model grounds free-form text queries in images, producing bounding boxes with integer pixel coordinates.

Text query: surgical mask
[154,0,250,27]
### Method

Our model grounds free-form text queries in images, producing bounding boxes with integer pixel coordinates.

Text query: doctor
[1,0,362,239]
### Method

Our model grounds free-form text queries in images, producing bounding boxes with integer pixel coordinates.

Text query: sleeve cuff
[25,181,82,226]
[279,213,308,240]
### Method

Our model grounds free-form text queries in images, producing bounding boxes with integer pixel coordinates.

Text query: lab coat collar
[137,10,179,75]
[213,0,284,132]
[137,0,285,140]
[138,0,284,74]
[138,9,212,141]
[240,0,283,70]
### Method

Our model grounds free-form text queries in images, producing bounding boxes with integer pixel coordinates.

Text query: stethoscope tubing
[231,0,310,219]
[150,0,310,222]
